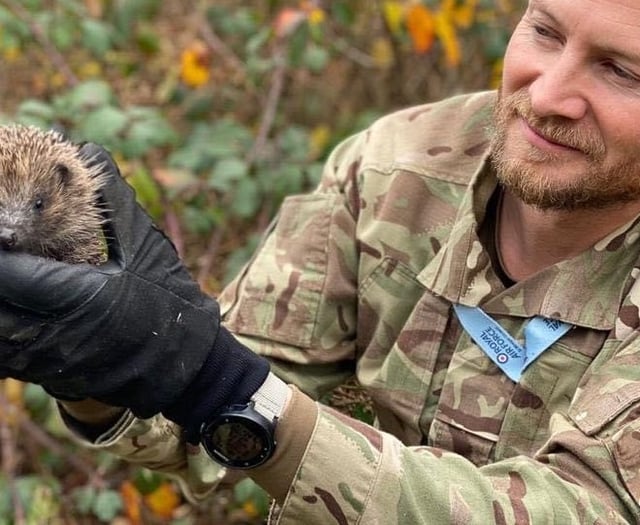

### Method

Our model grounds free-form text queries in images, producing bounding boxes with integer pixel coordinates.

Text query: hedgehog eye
[34,198,44,211]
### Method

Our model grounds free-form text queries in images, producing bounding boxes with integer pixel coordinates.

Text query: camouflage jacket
[75,91,640,523]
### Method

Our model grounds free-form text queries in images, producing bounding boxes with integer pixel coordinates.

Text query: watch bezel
[200,403,277,469]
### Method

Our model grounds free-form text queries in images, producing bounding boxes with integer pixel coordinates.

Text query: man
[0,0,638,522]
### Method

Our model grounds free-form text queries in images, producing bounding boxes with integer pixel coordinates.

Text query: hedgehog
[0,125,107,264]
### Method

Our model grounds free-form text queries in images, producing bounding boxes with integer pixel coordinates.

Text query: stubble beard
[489,89,640,211]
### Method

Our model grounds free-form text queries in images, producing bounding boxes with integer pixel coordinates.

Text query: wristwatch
[200,372,289,469]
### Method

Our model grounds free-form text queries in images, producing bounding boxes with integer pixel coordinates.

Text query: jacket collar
[418,155,640,330]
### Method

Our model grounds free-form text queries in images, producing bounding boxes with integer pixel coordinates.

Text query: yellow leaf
[144,481,180,519]
[441,0,456,15]
[434,11,461,67]
[308,7,326,26]
[453,0,477,28]
[2,46,21,62]
[3,379,23,406]
[242,499,260,518]
[371,37,395,69]
[382,1,405,35]
[78,60,103,79]
[180,40,211,88]
[50,72,67,89]
[491,59,504,89]
[406,4,435,54]
[309,124,332,159]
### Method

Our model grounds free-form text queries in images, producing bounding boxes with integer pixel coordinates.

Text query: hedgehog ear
[55,163,72,186]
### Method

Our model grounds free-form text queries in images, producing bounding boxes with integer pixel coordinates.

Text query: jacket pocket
[220,193,341,348]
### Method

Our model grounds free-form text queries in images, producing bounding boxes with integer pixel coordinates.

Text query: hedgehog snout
[0,227,17,250]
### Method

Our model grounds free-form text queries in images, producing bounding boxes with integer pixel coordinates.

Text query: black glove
[0,143,269,440]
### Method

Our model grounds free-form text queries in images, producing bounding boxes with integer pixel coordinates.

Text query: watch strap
[250,372,289,423]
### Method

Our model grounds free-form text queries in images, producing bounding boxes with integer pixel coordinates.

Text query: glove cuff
[163,326,270,442]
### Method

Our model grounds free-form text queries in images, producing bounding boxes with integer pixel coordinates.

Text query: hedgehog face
[0,125,106,262]
[0,161,75,255]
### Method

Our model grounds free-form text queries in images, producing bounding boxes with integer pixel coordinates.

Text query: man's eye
[610,63,637,81]
[533,24,557,40]
[603,61,640,86]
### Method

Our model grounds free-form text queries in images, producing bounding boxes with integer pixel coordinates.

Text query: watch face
[201,406,276,469]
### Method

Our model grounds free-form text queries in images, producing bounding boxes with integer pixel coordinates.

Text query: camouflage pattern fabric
[74,91,640,523]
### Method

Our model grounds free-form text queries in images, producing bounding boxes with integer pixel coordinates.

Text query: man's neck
[497,190,640,282]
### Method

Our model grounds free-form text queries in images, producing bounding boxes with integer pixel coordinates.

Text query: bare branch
[1,0,79,87]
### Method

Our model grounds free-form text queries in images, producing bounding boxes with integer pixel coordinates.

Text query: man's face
[491,0,640,211]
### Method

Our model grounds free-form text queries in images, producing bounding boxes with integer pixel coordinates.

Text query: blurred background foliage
[0,0,523,523]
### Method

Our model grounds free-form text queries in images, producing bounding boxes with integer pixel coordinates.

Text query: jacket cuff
[250,386,319,502]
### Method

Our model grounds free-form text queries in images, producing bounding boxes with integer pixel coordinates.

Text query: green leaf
[55,80,115,118]
[169,120,252,172]
[233,478,270,518]
[278,125,311,162]
[49,15,76,50]
[0,6,30,41]
[126,167,163,219]
[121,108,177,158]
[23,383,52,419]
[331,1,355,26]
[76,106,128,145]
[223,233,260,284]
[208,157,249,191]
[92,489,123,522]
[303,44,329,73]
[133,468,164,495]
[15,100,55,128]
[72,486,96,515]
[232,176,261,219]
[245,26,270,56]
[81,19,114,56]
[0,475,61,520]
[263,164,306,201]
[288,24,310,67]
[135,23,160,54]
[182,204,221,234]
[215,8,258,38]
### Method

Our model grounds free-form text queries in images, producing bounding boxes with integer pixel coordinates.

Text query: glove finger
[0,250,111,316]
[79,143,157,267]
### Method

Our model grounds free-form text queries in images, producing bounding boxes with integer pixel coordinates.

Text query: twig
[196,223,224,288]
[198,20,246,74]
[1,0,79,87]
[331,37,376,69]
[197,42,288,288]
[0,392,106,489]
[0,398,25,525]
[244,46,287,167]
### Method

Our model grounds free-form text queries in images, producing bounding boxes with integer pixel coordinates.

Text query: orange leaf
[120,481,142,525]
[406,4,435,54]
[273,7,307,38]
[144,481,180,519]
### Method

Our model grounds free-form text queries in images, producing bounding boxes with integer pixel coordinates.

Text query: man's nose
[528,53,589,120]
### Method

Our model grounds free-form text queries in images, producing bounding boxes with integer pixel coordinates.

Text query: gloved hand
[0,143,269,441]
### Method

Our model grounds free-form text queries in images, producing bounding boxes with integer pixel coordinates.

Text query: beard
[489,89,640,211]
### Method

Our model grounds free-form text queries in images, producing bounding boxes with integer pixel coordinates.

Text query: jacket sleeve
[257,392,637,524]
